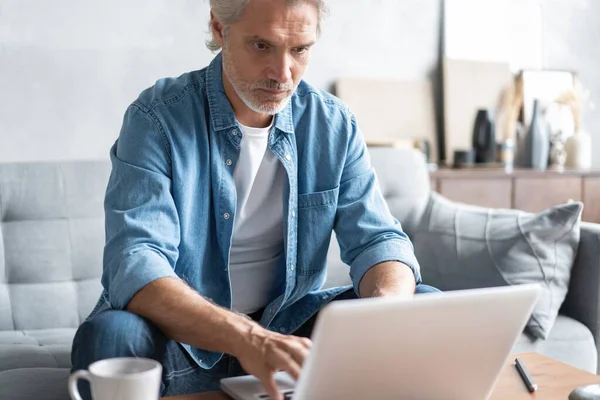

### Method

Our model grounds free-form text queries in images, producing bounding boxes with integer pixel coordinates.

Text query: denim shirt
[92,53,421,369]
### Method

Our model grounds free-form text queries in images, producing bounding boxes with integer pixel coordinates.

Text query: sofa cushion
[322,147,431,289]
[513,315,597,373]
[0,161,109,331]
[413,193,582,340]
[0,328,75,372]
[0,319,592,400]
[0,367,70,400]
[368,147,431,237]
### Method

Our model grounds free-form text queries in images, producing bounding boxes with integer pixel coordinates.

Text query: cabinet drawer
[583,177,600,223]
[514,177,582,213]
[438,178,512,209]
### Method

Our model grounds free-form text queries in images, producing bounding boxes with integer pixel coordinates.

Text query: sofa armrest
[561,221,600,372]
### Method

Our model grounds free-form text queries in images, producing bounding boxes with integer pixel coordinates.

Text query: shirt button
[232,129,238,136]
[289,265,295,271]
[285,153,291,161]
[226,159,232,166]
[291,211,296,217]
[280,327,287,333]
[224,213,230,220]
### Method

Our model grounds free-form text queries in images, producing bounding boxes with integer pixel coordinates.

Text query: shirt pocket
[296,187,339,276]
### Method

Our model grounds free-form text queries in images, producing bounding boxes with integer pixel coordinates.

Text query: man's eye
[294,46,309,54]
[253,42,269,51]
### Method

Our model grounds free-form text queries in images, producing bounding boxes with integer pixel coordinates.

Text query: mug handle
[68,370,92,400]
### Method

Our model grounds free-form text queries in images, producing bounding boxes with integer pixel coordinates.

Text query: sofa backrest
[324,147,431,288]
[0,147,431,329]
[367,147,431,236]
[0,161,110,331]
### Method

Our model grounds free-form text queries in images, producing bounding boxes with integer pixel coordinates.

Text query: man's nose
[267,53,293,84]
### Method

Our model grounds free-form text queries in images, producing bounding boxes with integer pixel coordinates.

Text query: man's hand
[127,278,310,400]
[359,261,416,299]
[232,325,312,400]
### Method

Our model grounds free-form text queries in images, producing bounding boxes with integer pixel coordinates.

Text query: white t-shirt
[229,120,285,314]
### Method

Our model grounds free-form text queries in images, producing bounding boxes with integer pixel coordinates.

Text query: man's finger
[261,372,282,400]
[269,347,302,381]
[284,340,310,367]
[298,337,312,349]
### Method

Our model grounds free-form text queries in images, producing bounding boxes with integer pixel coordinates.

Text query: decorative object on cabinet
[517,98,549,170]
[497,137,515,170]
[496,74,524,144]
[549,131,568,171]
[557,75,594,170]
[453,149,475,169]
[566,130,593,170]
[520,70,575,129]
[443,58,512,165]
[335,78,438,162]
[472,108,496,164]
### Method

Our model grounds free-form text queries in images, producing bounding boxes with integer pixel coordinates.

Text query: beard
[222,44,295,115]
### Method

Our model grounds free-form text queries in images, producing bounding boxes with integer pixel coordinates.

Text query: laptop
[221,284,541,400]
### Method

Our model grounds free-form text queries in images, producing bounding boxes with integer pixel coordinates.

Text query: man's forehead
[233,1,318,45]
[238,0,319,30]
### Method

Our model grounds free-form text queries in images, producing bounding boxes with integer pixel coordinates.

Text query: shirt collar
[205,52,295,135]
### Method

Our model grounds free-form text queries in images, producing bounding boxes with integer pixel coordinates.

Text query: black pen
[515,357,538,393]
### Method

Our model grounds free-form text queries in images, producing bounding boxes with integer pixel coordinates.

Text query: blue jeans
[71,284,440,399]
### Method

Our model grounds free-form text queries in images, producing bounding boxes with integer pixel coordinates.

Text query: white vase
[565,130,592,169]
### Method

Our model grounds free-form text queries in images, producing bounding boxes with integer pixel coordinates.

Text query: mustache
[250,80,294,91]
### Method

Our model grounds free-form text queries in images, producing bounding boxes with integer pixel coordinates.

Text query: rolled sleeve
[334,112,422,295]
[102,103,181,310]
[109,249,178,310]
[350,239,422,295]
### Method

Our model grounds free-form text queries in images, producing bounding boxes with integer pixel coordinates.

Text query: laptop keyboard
[257,390,294,399]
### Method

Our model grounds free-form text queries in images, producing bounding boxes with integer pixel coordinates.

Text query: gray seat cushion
[0,329,75,371]
[513,315,597,373]
[0,319,593,400]
[0,368,70,400]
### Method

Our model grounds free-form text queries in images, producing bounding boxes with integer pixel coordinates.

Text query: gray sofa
[0,148,598,399]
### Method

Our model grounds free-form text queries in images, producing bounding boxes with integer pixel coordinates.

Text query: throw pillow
[412,192,582,340]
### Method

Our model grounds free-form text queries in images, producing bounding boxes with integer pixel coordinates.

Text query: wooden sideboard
[430,167,600,224]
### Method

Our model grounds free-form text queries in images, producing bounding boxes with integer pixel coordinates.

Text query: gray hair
[206,0,328,52]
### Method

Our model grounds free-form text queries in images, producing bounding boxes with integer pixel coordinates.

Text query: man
[71,0,438,399]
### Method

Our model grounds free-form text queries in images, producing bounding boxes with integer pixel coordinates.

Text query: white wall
[542,0,600,163]
[0,0,440,162]
[2,0,598,164]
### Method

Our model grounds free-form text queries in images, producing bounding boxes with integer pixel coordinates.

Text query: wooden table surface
[163,352,600,400]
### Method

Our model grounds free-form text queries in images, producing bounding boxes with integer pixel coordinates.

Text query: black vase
[472,109,496,164]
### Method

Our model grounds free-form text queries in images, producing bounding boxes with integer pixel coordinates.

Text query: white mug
[68,357,162,400]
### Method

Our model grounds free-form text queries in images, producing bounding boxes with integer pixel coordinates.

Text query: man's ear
[210,11,225,47]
